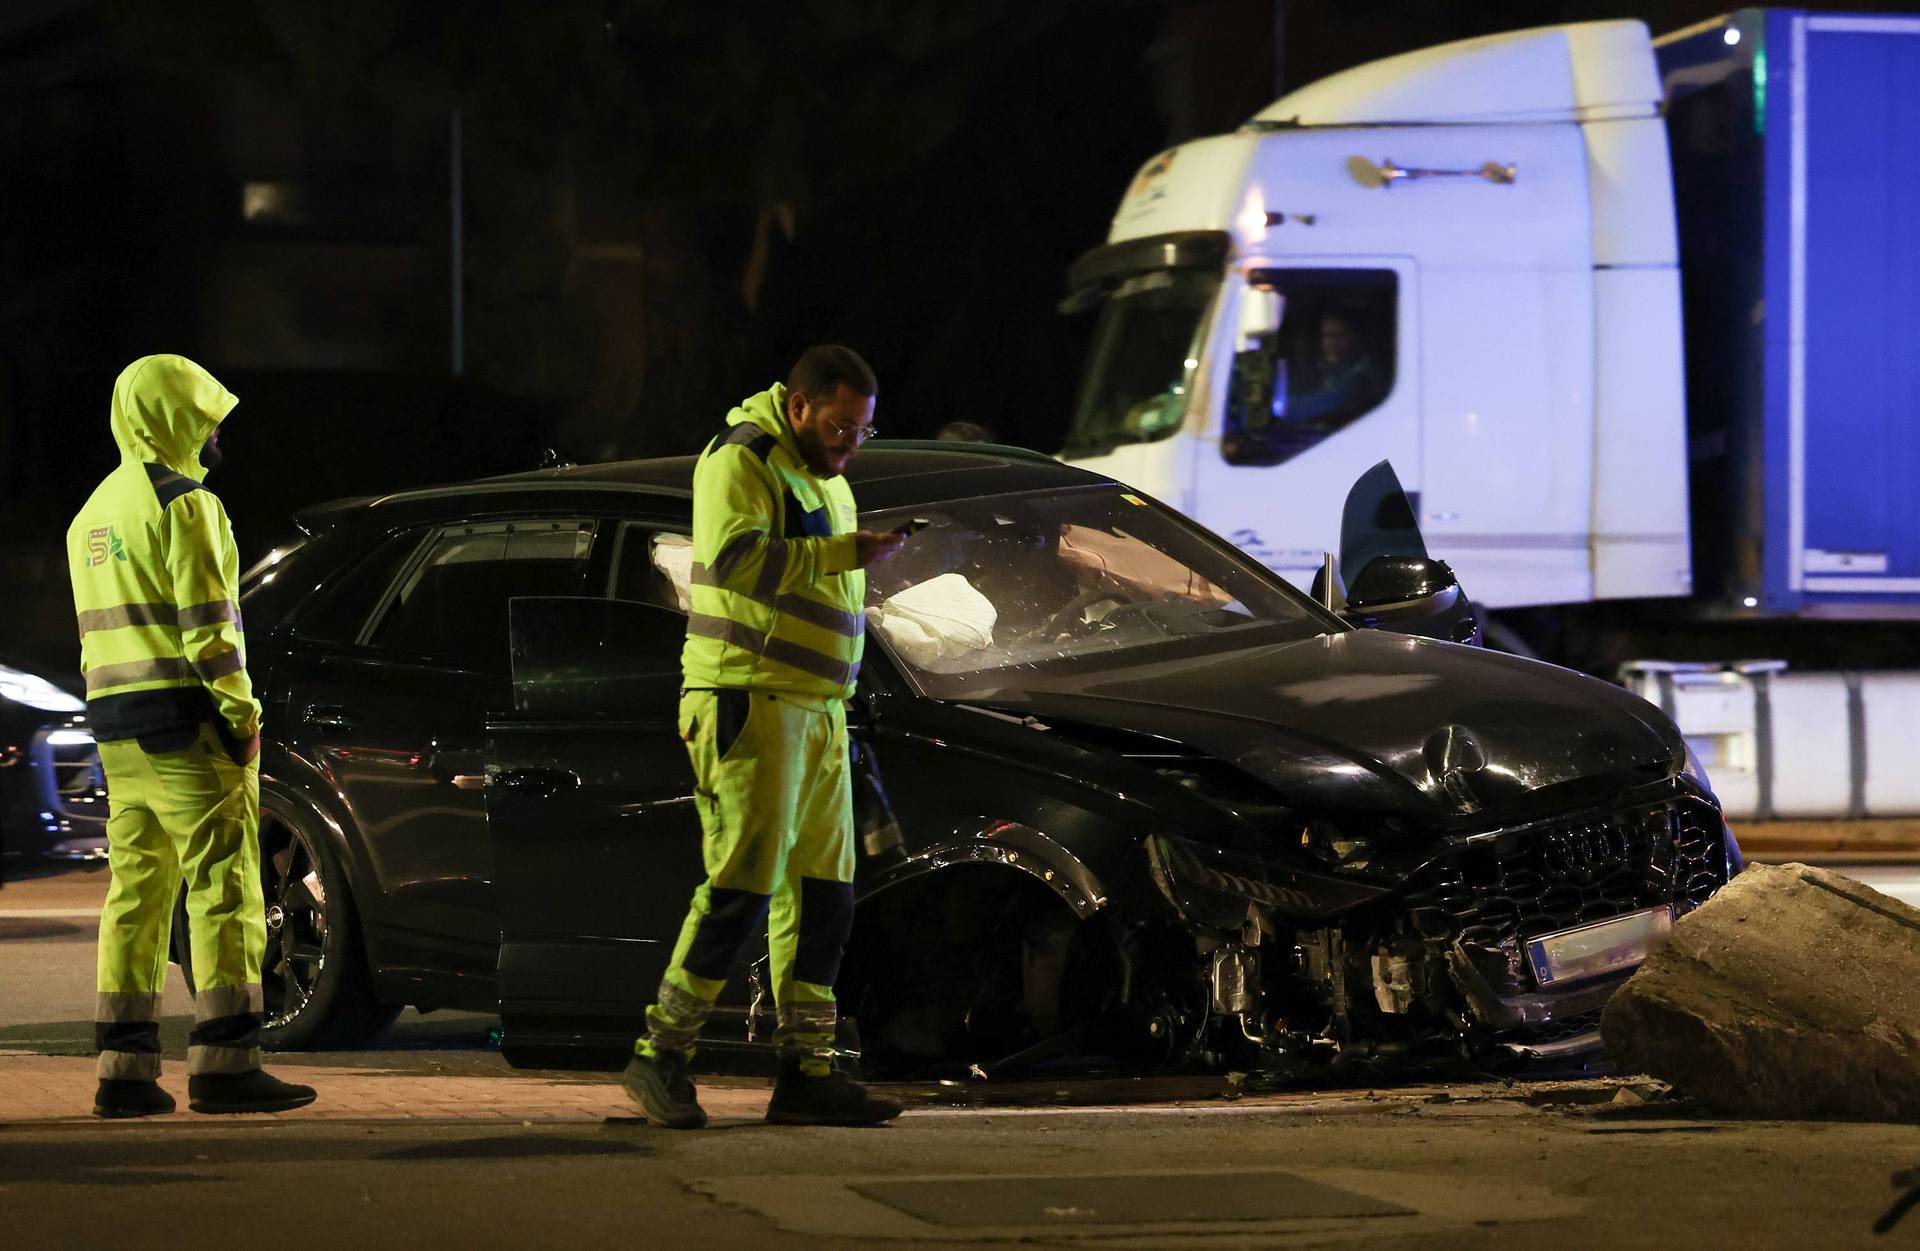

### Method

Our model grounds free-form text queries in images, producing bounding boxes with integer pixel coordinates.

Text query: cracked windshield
[864,487,1327,697]
[1061,268,1219,458]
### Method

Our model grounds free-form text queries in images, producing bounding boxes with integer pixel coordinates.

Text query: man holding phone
[623,345,908,1128]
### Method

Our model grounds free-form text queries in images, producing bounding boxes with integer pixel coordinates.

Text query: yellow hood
[109,355,238,476]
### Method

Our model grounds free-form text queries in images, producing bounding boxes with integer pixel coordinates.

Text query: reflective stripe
[85,656,193,693]
[95,992,164,1081]
[709,531,763,584]
[75,598,239,636]
[192,649,246,682]
[763,637,858,687]
[776,595,863,637]
[194,983,263,1021]
[179,599,240,630]
[688,612,767,652]
[776,1003,838,1030]
[647,980,717,1056]
[187,1043,261,1076]
[753,539,790,601]
[774,1002,838,1061]
[688,613,858,687]
[98,1049,162,1082]
[695,566,863,637]
[87,650,242,693]
[95,990,163,1023]
[76,603,176,635]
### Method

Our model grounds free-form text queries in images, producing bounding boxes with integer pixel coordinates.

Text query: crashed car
[189,443,1736,1076]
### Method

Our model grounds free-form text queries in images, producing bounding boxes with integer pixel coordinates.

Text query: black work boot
[621,1050,708,1129]
[93,1079,176,1118]
[765,1058,903,1126]
[188,1070,317,1114]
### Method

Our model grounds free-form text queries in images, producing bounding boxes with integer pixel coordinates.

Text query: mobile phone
[891,517,930,537]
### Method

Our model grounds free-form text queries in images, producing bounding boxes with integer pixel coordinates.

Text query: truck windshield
[1061,268,1220,458]
[863,485,1333,700]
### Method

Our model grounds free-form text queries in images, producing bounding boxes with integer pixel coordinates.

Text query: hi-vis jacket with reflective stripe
[66,355,260,749]
[682,383,865,702]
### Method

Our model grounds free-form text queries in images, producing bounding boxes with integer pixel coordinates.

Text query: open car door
[1337,460,1481,646]
[486,595,761,1066]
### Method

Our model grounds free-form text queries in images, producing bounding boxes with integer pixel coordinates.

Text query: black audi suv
[184,442,1736,1077]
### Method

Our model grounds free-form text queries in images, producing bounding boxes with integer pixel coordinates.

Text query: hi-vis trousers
[94,722,266,1081]
[638,689,856,1077]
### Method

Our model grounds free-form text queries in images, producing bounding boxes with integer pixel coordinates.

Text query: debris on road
[1877,1166,1920,1235]
[1601,862,1920,1121]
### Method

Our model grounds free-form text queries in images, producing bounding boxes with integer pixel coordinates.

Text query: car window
[290,529,428,644]
[605,521,691,612]
[234,536,315,637]
[863,487,1332,698]
[369,520,596,663]
[1224,268,1397,467]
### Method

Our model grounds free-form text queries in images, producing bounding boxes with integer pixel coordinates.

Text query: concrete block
[1600,862,1920,1120]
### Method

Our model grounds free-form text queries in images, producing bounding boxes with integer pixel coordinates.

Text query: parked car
[0,652,108,881]
[179,442,1736,1077]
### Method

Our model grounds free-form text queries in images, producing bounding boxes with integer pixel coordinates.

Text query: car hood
[966,630,1683,823]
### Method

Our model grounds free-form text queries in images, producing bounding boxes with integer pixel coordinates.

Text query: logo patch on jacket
[85,526,127,567]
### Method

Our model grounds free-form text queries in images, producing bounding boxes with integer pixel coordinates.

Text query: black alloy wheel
[260,820,327,1030]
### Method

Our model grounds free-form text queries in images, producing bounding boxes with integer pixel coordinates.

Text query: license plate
[1525,907,1673,988]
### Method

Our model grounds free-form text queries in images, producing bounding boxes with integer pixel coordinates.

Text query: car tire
[172,797,399,1049]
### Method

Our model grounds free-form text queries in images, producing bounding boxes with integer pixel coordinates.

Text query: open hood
[968,630,1683,824]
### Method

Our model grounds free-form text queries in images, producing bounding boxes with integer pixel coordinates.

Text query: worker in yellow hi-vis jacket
[622,344,907,1129]
[67,355,316,1118]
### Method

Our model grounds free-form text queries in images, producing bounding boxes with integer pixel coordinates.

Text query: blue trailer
[1660,11,1920,617]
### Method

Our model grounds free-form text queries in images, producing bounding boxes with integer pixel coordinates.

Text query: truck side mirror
[1233,282,1288,431]
[1238,284,1284,342]
[1344,556,1481,646]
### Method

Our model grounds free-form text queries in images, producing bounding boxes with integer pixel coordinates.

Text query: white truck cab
[1061,20,1690,610]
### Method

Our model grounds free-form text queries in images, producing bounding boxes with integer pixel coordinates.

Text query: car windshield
[1060,268,1220,459]
[863,486,1333,699]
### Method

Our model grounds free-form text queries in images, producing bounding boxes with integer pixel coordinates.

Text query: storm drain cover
[851,1171,1413,1227]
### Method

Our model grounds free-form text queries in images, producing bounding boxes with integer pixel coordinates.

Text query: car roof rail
[862,438,1061,467]
[292,495,378,536]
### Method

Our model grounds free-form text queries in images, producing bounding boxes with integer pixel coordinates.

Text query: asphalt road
[6,860,1920,1248]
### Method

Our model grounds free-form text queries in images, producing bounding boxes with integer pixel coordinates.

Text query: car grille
[1403,793,1729,952]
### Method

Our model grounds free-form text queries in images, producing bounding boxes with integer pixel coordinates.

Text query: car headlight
[0,664,86,713]
[1681,743,1712,792]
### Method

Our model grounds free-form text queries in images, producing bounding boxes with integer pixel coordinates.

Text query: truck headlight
[0,664,85,713]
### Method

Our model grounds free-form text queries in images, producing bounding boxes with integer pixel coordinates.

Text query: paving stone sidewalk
[0,1053,774,1125]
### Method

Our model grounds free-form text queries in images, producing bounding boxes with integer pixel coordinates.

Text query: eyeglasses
[824,416,878,444]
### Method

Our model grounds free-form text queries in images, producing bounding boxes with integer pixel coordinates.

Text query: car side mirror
[508,596,685,714]
[1344,556,1481,645]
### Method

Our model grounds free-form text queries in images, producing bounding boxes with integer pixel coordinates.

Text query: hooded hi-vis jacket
[682,383,866,702]
[66,355,260,752]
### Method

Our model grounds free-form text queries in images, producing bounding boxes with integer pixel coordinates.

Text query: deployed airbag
[874,573,998,668]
